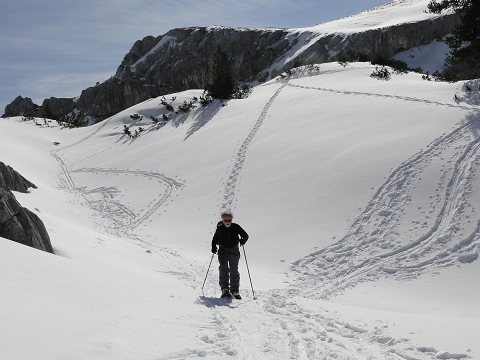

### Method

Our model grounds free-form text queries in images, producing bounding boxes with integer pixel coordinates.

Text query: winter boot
[231,291,242,300]
[221,288,232,299]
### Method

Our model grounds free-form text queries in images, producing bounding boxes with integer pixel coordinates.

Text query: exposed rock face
[285,15,460,68]
[0,162,37,193]
[3,14,460,121]
[0,163,54,254]
[0,189,54,253]
[3,95,76,120]
[116,27,291,90]
[41,97,76,118]
[4,96,39,117]
[75,77,157,119]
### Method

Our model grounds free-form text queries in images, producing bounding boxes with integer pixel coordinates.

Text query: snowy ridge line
[52,114,118,154]
[260,65,344,86]
[291,116,480,298]
[286,83,475,111]
[221,82,287,212]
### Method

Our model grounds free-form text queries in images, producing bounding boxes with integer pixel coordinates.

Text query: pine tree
[22,106,36,121]
[207,45,235,99]
[428,0,480,77]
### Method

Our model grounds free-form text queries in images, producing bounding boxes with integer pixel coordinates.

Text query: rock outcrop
[0,162,37,193]
[0,163,54,254]
[3,13,460,121]
[41,97,76,118]
[284,15,460,68]
[4,96,39,117]
[3,95,76,120]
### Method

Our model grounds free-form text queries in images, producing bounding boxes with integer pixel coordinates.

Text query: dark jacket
[212,222,249,249]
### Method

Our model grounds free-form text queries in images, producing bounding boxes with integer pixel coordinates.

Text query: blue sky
[0,0,388,112]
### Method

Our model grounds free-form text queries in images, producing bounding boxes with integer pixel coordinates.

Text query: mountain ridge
[3,0,459,121]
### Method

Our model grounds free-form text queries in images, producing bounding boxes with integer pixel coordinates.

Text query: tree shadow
[184,101,223,140]
[464,109,480,137]
[461,80,480,107]
[170,112,190,129]
[457,80,480,137]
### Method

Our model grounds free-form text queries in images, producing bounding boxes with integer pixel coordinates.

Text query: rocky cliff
[0,163,54,254]
[0,162,37,192]
[3,13,459,121]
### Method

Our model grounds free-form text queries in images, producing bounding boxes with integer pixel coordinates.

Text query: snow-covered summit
[304,0,450,34]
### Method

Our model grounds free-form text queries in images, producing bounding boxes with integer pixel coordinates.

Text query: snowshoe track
[197,287,414,359]
[286,82,476,111]
[221,82,287,212]
[50,115,185,238]
[292,109,480,298]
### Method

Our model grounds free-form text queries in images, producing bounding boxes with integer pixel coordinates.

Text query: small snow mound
[457,253,478,264]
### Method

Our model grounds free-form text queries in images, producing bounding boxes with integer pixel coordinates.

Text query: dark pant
[218,246,240,292]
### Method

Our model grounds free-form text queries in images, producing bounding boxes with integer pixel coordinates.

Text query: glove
[239,238,246,246]
[211,246,217,254]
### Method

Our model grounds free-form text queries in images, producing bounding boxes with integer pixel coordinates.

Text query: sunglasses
[223,219,232,223]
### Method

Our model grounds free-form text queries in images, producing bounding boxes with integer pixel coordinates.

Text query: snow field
[1,62,479,359]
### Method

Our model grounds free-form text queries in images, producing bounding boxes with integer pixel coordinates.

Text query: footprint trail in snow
[290,84,480,299]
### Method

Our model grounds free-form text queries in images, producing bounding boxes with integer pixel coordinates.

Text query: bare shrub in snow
[370,66,391,80]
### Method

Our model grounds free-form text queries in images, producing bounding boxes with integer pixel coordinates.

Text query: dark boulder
[0,189,54,253]
[0,162,37,193]
[0,163,54,254]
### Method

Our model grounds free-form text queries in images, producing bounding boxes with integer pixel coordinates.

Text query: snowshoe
[221,289,232,299]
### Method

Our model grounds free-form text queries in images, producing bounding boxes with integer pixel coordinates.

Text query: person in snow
[211,211,249,299]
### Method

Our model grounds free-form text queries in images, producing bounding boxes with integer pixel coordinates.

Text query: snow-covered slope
[1,63,479,359]
[303,0,445,33]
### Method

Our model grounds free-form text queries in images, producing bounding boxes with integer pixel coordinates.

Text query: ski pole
[202,253,215,290]
[242,246,256,300]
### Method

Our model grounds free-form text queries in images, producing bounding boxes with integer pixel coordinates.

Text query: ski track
[221,82,287,212]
